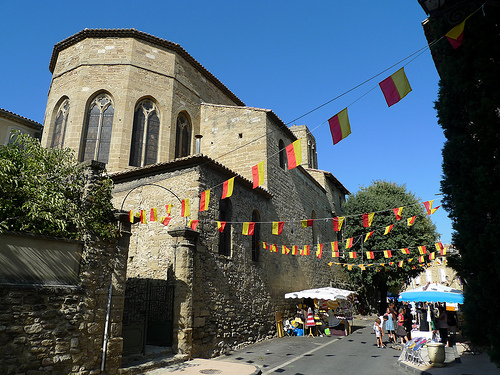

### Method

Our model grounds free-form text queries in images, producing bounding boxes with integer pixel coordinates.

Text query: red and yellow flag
[331,242,339,257]
[423,200,434,215]
[161,216,172,226]
[379,67,412,107]
[165,204,172,215]
[129,210,135,223]
[419,256,424,263]
[332,217,345,231]
[398,260,404,267]
[282,245,290,255]
[316,244,323,259]
[252,161,265,189]
[407,216,416,226]
[400,248,410,255]
[366,251,375,260]
[349,251,357,259]
[188,220,199,230]
[140,210,147,224]
[364,231,374,242]
[446,19,466,49]
[345,237,354,249]
[286,139,302,170]
[363,212,375,227]
[181,199,190,217]
[270,244,278,253]
[418,246,427,255]
[242,222,255,236]
[328,108,351,145]
[429,252,436,260]
[301,219,314,228]
[435,242,446,255]
[384,224,394,235]
[430,205,441,214]
[217,221,226,232]
[272,221,284,235]
[393,207,403,221]
[292,245,299,256]
[150,208,158,222]
[384,250,392,258]
[199,189,210,212]
[222,177,235,199]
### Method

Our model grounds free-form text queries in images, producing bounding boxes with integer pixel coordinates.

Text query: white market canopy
[284,287,356,301]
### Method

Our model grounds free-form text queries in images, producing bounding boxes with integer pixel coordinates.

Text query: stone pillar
[168,226,199,356]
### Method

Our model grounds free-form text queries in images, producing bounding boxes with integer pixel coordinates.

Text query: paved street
[213,319,408,375]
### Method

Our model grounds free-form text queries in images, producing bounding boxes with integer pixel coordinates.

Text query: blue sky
[0,1,452,243]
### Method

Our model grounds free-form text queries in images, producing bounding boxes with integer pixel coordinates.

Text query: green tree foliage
[426,3,500,361]
[0,132,118,241]
[343,181,439,314]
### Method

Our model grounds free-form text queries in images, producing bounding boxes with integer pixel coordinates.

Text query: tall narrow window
[51,99,69,148]
[175,113,191,158]
[82,94,114,163]
[130,100,160,167]
[251,210,260,262]
[278,139,286,170]
[218,198,232,256]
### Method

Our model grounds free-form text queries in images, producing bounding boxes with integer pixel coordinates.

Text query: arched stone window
[218,198,232,256]
[251,209,260,262]
[129,99,160,167]
[175,113,191,158]
[278,139,286,170]
[82,94,114,163]
[51,99,69,148]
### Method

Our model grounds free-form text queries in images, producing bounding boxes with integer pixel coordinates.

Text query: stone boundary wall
[0,220,131,375]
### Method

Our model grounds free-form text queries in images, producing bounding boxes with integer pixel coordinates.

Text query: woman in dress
[384,307,396,343]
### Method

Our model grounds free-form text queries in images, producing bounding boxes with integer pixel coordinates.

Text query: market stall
[284,287,357,336]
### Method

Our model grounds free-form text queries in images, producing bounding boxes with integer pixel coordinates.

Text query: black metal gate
[122,278,174,354]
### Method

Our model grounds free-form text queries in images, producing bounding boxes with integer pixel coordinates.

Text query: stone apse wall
[0,220,131,375]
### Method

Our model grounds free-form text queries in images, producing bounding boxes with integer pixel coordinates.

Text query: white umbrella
[284,286,356,301]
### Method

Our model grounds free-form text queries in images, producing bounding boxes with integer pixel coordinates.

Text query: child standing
[374,318,386,348]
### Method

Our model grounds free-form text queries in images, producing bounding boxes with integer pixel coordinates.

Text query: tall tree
[423,2,500,361]
[343,180,439,314]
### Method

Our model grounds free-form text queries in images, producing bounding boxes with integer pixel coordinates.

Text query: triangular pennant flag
[129,210,135,223]
[140,210,147,224]
[418,246,427,255]
[445,19,466,49]
[393,207,403,220]
[349,251,357,259]
[165,204,172,215]
[362,212,375,227]
[188,220,199,230]
[242,222,255,236]
[161,216,172,226]
[150,208,158,222]
[383,250,392,258]
[286,139,302,170]
[364,231,374,242]
[347,264,354,270]
[408,258,414,263]
[199,189,210,212]
[303,245,310,256]
[366,251,375,260]
[430,205,441,214]
[301,219,314,228]
[400,248,410,255]
[328,108,351,145]
[222,177,235,199]
[384,224,394,235]
[272,221,284,235]
[345,237,354,249]
[181,199,190,217]
[217,221,226,233]
[423,200,434,215]
[316,244,323,259]
[252,161,265,189]
[407,216,416,226]
[332,217,345,231]
[379,67,412,107]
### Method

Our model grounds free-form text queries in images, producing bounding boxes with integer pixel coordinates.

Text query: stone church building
[40,29,350,358]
